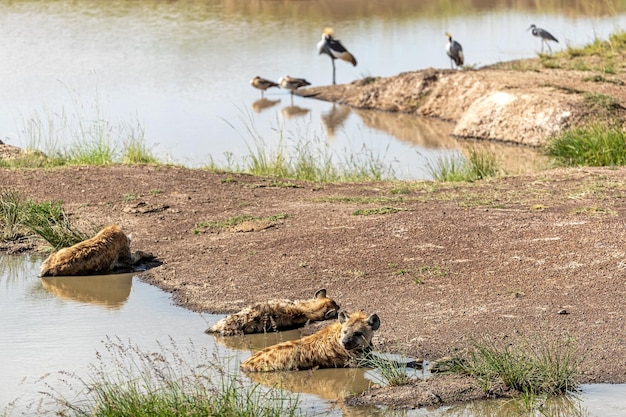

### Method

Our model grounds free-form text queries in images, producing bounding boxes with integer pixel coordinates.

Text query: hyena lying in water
[240,310,380,372]
[205,289,340,336]
[39,225,132,277]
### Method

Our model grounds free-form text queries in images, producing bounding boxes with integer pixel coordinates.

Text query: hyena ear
[314,288,327,298]
[338,311,349,323]
[367,314,380,331]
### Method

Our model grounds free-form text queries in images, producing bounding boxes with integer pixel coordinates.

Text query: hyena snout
[341,333,369,351]
[338,312,381,351]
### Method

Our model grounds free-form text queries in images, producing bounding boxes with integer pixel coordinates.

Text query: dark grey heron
[527,24,559,53]
[445,32,464,69]
[317,27,357,85]
[250,76,279,98]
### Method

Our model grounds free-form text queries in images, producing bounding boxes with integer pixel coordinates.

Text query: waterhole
[0,1,625,178]
[0,254,624,416]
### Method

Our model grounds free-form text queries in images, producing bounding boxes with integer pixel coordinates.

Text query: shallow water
[0,1,625,178]
[1,254,626,416]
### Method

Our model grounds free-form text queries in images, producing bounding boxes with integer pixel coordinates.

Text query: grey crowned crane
[527,24,559,53]
[317,27,357,85]
[445,32,464,69]
[250,76,279,98]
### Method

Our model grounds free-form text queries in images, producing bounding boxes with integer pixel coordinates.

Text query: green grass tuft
[40,337,303,417]
[352,207,402,216]
[428,148,501,182]
[194,214,288,233]
[545,123,626,167]
[450,336,581,397]
[217,111,396,182]
[0,189,91,249]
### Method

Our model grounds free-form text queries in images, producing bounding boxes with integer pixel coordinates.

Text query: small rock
[558,309,569,315]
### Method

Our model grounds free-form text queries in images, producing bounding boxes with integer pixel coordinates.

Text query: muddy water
[0,1,625,178]
[2,254,626,416]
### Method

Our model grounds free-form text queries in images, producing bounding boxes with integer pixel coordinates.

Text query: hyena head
[338,311,380,352]
[306,288,340,320]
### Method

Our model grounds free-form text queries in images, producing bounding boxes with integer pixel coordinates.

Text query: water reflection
[245,367,373,400]
[322,104,352,137]
[354,109,457,148]
[456,140,550,175]
[211,329,302,351]
[0,254,41,285]
[40,273,133,309]
[440,393,588,417]
[281,105,311,119]
[252,98,281,113]
[219,0,623,19]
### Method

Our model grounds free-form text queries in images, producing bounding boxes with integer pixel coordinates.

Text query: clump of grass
[359,351,413,387]
[540,30,626,73]
[193,213,288,234]
[0,189,24,240]
[40,337,302,417]
[428,148,500,182]
[122,132,159,165]
[11,86,160,168]
[545,123,626,167]
[219,112,396,182]
[450,336,581,397]
[20,199,90,249]
[352,207,402,216]
[0,189,90,248]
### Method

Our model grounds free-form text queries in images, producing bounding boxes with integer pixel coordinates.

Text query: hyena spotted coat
[39,225,132,277]
[240,311,380,372]
[205,289,340,336]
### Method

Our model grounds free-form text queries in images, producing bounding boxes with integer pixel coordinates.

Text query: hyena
[240,310,380,372]
[205,289,340,336]
[39,224,132,277]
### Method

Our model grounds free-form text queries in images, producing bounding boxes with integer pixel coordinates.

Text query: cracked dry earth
[2,164,626,407]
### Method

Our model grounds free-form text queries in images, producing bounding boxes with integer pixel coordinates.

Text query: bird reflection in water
[280,105,310,119]
[321,104,351,138]
[251,98,281,113]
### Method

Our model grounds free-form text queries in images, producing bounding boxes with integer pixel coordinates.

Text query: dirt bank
[2,163,626,408]
[302,64,626,146]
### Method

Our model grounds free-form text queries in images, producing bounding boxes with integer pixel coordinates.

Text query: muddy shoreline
[2,163,626,409]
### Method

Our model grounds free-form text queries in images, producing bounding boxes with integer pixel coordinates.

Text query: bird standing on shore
[317,27,357,85]
[278,75,311,102]
[445,32,464,69]
[250,76,279,98]
[527,24,559,53]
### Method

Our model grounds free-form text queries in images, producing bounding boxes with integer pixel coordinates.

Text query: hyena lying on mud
[39,225,132,277]
[240,310,380,372]
[205,289,340,336]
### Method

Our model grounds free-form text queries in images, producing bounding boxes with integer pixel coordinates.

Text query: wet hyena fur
[39,224,132,277]
[205,289,340,336]
[240,310,380,372]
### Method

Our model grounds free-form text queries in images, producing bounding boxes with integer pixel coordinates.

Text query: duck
[278,75,311,96]
[250,76,280,98]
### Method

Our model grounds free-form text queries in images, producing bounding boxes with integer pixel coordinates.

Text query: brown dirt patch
[302,65,626,146]
[2,164,626,407]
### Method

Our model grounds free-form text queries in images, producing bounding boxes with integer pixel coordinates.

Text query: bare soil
[1,56,626,408]
[302,64,626,146]
[2,163,626,408]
